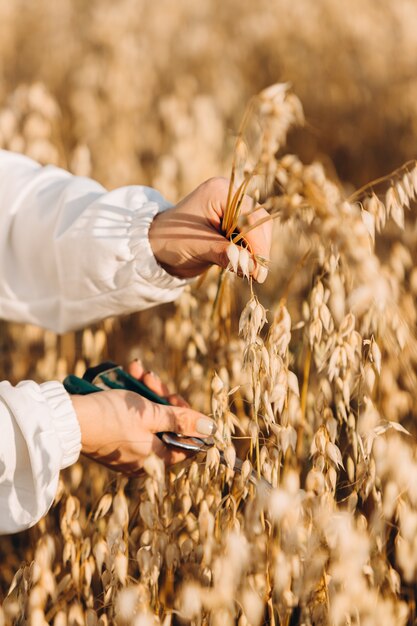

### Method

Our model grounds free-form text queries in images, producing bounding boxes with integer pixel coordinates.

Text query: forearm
[0,150,189,333]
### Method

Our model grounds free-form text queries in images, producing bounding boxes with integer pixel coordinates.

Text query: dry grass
[2,2,417,625]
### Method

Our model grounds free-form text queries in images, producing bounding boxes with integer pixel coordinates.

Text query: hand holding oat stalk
[149,84,303,285]
[149,176,272,282]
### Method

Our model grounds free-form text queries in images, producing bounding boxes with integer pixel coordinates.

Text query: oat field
[2,1,417,625]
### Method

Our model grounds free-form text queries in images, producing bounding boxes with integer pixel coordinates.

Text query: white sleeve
[0,149,189,333]
[0,380,80,535]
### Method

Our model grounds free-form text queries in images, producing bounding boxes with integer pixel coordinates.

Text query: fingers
[128,359,170,395]
[128,359,146,379]
[214,230,270,284]
[142,371,170,397]
[148,403,217,438]
[128,360,189,407]
[211,186,272,283]
[238,197,272,283]
[167,393,189,408]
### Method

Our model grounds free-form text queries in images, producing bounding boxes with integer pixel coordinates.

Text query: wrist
[148,211,177,275]
[70,395,90,453]
[71,394,106,455]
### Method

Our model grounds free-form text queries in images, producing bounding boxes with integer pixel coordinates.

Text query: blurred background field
[2,0,417,400]
[2,1,417,624]
[3,0,417,193]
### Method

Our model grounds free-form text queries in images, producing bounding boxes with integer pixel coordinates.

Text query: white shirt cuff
[40,381,81,469]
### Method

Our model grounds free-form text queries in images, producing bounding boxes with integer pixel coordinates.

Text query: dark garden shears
[63,362,271,489]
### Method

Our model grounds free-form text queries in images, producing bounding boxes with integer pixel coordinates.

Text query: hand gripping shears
[63,361,271,489]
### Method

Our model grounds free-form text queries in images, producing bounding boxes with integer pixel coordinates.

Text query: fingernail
[256,265,268,284]
[248,258,255,274]
[196,417,217,436]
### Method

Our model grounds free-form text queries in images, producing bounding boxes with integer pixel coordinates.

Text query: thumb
[151,404,217,438]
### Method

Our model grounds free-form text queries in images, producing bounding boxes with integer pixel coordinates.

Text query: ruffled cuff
[130,200,193,292]
[40,381,81,469]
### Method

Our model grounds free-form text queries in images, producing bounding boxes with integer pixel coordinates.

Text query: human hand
[149,177,272,282]
[70,361,215,474]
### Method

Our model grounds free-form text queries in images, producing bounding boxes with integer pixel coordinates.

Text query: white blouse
[0,150,187,534]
